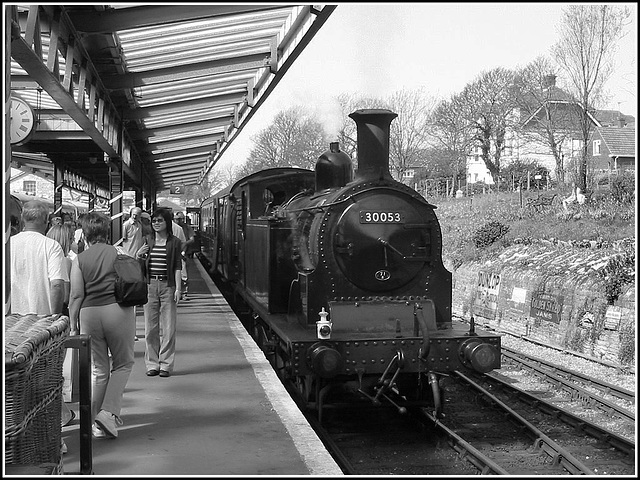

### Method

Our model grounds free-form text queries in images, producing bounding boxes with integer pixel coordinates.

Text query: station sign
[170,185,186,195]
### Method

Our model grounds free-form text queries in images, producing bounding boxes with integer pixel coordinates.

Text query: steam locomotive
[198,109,501,419]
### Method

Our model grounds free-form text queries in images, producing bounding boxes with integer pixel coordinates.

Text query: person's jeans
[80,302,135,421]
[143,279,177,373]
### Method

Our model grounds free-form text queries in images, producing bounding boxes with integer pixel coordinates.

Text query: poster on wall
[473,271,501,319]
[529,291,563,324]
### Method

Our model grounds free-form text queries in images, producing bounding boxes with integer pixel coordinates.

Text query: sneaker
[95,410,122,438]
[92,423,106,439]
[61,407,76,427]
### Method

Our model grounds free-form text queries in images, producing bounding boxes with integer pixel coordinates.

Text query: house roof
[593,110,636,127]
[596,127,636,157]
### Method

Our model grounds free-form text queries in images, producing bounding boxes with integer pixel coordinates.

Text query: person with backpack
[68,212,136,439]
[71,213,87,254]
[135,208,182,378]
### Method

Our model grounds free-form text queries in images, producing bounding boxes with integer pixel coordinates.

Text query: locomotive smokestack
[349,109,397,181]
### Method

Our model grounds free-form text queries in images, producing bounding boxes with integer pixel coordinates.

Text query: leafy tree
[552,4,631,194]
[239,107,329,177]
[457,67,518,183]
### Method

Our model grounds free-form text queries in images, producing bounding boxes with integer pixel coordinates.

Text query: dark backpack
[114,254,148,307]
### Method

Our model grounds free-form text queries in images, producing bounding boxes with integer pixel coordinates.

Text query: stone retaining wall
[448,243,635,365]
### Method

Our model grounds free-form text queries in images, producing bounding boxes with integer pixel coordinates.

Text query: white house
[466,75,635,185]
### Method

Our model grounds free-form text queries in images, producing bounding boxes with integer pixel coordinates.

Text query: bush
[609,171,635,205]
[472,220,510,248]
[598,248,635,304]
[618,321,635,365]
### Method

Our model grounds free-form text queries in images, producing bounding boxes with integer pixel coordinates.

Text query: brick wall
[449,243,636,365]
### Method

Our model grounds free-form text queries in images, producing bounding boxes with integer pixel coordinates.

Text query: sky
[218,2,637,172]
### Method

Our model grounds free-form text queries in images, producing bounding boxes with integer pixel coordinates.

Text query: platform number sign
[170,185,186,195]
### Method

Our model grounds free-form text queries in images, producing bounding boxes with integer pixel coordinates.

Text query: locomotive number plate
[359,211,405,224]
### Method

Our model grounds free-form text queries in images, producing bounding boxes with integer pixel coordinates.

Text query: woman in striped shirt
[136,208,182,378]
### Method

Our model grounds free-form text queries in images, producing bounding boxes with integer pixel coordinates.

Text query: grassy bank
[431,187,636,269]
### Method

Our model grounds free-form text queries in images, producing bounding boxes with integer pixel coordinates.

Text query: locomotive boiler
[199,109,501,418]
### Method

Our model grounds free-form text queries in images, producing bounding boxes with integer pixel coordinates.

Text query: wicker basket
[5,313,70,469]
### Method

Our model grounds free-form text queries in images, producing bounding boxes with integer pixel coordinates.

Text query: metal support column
[53,162,64,217]
[63,334,93,475]
[109,160,123,245]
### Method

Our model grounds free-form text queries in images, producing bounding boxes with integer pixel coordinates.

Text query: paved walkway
[61,258,342,476]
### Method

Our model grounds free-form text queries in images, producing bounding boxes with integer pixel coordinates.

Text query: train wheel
[295,375,315,404]
[251,321,263,346]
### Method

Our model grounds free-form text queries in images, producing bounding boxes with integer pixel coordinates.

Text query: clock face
[10,96,35,145]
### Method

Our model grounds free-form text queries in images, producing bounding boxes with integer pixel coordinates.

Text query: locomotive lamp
[316,307,332,340]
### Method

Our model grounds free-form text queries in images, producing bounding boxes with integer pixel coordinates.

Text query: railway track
[447,371,635,475]
[501,346,635,423]
[431,371,601,475]
[210,267,635,475]
[284,358,635,475]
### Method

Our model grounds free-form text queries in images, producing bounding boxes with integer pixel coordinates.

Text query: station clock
[10,95,36,145]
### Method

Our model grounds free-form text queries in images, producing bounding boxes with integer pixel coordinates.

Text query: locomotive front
[283,110,500,409]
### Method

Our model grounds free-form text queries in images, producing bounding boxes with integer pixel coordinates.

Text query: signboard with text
[170,185,186,195]
[529,291,563,324]
[473,271,501,319]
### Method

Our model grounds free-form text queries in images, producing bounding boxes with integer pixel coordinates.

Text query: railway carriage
[198,109,501,418]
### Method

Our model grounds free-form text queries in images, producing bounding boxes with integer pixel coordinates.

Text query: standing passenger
[11,200,68,315]
[46,224,77,428]
[68,212,135,439]
[140,211,152,237]
[72,213,87,254]
[46,224,73,314]
[11,200,71,453]
[136,208,182,378]
[121,206,144,258]
[174,211,194,300]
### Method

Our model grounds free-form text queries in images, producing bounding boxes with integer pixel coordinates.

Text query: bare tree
[513,56,580,184]
[552,4,631,193]
[332,89,436,182]
[208,160,240,193]
[177,173,216,207]
[334,93,386,165]
[239,107,329,177]
[429,94,475,192]
[386,88,437,181]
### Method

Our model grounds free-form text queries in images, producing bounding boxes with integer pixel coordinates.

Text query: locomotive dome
[315,142,353,191]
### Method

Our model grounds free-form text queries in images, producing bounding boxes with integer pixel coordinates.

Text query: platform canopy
[8,4,336,196]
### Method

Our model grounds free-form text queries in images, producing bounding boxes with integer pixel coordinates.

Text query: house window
[23,180,36,195]
[593,140,601,156]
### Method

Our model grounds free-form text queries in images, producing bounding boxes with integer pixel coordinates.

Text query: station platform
[60,257,342,476]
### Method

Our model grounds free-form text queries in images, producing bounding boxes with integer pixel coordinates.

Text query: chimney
[542,74,556,89]
[348,109,398,181]
[618,115,626,128]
